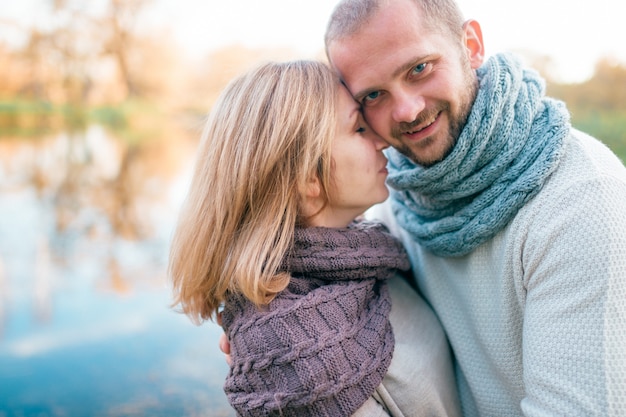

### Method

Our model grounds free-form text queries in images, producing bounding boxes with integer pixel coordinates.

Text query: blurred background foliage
[545,57,626,161]
[0,0,624,162]
[0,0,300,147]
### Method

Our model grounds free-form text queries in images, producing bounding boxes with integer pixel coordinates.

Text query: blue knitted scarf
[387,53,570,257]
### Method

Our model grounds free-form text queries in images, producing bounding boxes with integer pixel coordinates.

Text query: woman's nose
[368,130,389,151]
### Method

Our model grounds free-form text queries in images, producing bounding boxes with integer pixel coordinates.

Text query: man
[324,0,626,415]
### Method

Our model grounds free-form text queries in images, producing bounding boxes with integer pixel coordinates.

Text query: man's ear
[462,19,485,69]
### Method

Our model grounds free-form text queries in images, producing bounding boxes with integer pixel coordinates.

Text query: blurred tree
[6,2,104,106]
[0,0,170,105]
[101,0,154,99]
[0,0,186,138]
[0,43,31,98]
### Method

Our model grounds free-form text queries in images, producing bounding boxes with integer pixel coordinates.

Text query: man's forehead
[329,38,425,100]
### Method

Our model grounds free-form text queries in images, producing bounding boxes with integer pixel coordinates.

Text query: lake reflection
[0,126,235,416]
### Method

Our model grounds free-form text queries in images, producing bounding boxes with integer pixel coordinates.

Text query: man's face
[328,0,483,166]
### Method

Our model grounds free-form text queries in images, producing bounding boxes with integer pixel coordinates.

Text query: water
[0,126,235,416]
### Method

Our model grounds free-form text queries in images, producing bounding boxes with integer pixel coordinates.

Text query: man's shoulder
[522,127,626,219]
[537,128,626,198]
[565,128,626,179]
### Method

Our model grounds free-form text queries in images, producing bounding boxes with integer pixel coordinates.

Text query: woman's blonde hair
[168,60,340,323]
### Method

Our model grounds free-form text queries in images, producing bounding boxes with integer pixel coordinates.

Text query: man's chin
[404,138,451,167]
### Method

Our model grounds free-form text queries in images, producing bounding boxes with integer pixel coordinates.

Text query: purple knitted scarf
[221,220,410,417]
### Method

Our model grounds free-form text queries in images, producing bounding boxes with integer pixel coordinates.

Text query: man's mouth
[405,112,440,135]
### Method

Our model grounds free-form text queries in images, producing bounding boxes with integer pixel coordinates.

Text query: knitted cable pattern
[387,53,570,257]
[221,220,410,417]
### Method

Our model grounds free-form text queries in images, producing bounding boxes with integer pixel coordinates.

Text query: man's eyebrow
[352,55,430,101]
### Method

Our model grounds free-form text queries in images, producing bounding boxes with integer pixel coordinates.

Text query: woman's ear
[299,174,324,222]
[303,175,321,198]
[462,19,485,69]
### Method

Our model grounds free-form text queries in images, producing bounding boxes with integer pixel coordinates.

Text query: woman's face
[322,85,390,226]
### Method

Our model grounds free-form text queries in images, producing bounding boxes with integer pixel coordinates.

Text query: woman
[168,60,459,417]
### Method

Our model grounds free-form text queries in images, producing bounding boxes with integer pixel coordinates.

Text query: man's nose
[391,90,426,124]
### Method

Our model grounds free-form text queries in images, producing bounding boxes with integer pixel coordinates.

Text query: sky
[1,0,625,83]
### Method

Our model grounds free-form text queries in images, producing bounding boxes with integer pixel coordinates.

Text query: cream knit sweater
[370,129,626,416]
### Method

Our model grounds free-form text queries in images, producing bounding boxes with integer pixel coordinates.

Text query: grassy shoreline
[0,100,163,144]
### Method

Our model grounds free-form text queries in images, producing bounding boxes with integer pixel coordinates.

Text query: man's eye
[356,126,366,133]
[412,63,427,74]
[364,91,380,102]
